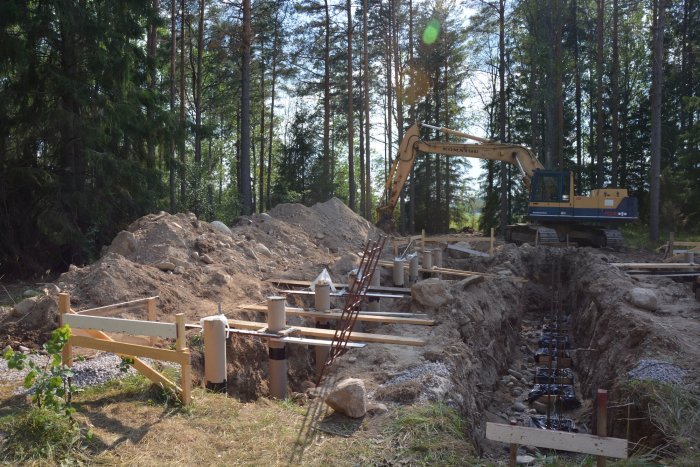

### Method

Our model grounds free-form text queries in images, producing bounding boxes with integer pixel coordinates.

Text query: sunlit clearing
[423,19,440,44]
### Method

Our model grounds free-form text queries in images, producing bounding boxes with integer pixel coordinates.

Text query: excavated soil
[2,198,699,459]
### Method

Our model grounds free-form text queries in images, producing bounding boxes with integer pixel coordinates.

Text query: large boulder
[626,287,658,312]
[324,378,367,418]
[210,220,232,236]
[411,278,453,308]
[106,230,138,257]
[11,295,58,330]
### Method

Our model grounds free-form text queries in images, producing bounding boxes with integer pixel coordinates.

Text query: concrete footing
[202,315,227,392]
[267,296,287,399]
[314,283,331,375]
[393,258,405,287]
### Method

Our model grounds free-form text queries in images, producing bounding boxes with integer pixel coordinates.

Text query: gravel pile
[627,359,686,385]
[376,361,454,403]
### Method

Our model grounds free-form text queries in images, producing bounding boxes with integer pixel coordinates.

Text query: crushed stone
[627,359,687,385]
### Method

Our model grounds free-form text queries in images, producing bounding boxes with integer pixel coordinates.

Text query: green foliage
[0,406,82,463]
[2,325,77,417]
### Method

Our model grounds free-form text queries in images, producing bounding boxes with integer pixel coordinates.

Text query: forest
[0,0,697,278]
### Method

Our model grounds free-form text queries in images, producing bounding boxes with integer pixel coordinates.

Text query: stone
[411,278,453,309]
[173,266,185,275]
[11,295,57,330]
[154,261,176,272]
[18,345,29,353]
[457,275,485,289]
[22,289,41,298]
[210,220,232,236]
[626,287,658,312]
[516,455,536,465]
[367,402,389,415]
[201,254,214,264]
[512,401,527,412]
[325,378,367,418]
[106,230,138,257]
[254,243,272,256]
[508,369,523,380]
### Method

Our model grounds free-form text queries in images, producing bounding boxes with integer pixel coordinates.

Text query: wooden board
[612,262,700,269]
[70,335,189,365]
[280,289,405,299]
[279,336,366,348]
[74,296,158,315]
[447,244,490,257]
[267,279,411,294]
[485,422,627,459]
[64,314,177,339]
[238,304,434,326]
[227,319,425,346]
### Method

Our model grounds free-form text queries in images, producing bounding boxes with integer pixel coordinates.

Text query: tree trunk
[322,0,331,200]
[240,0,253,214]
[610,0,620,186]
[347,0,355,212]
[408,0,415,233]
[169,0,177,211]
[573,0,582,193]
[499,0,508,238]
[650,0,666,241]
[194,0,204,216]
[363,0,371,219]
[259,67,265,213]
[595,0,605,188]
[179,0,186,203]
[266,13,280,211]
[358,86,366,218]
[146,0,159,170]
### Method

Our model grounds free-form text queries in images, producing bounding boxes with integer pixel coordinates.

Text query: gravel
[1,352,137,392]
[376,361,453,403]
[627,359,687,385]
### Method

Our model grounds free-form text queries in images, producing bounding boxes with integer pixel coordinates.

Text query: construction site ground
[1,198,698,465]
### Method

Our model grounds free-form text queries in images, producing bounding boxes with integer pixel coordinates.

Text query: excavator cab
[529,171,571,204]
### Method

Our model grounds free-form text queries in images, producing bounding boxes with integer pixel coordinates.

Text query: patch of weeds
[383,402,477,465]
[79,374,151,401]
[621,380,700,463]
[0,406,82,463]
[279,398,306,416]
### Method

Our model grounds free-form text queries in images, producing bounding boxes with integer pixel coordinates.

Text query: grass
[621,224,700,250]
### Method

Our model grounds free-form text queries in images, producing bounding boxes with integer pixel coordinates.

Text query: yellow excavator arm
[377,123,543,225]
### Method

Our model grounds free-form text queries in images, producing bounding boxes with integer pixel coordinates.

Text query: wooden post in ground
[58,293,73,368]
[421,229,426,250]
[175,313,191,405]
[667,231,675,259]
[147,297,157,346]
[508,419,518,467]
[597,389,608,467]
[490,228,495,254]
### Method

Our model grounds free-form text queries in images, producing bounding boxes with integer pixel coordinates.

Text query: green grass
[0,406,82,464]
[383,402,478,465]
[621,224,700,250]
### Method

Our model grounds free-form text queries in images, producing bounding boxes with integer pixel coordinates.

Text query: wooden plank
[485,423,627,459]
[280,289,405,299]
[63,314,177,339]
[74,296,159,315]
[279,336,366,348]
[612,263,700,270]
[267,279,411,294]
[227,319,425,346]
[74,328,181,393]
[447,243,490,257]
[70,335,188,365]
[239,304,435,325]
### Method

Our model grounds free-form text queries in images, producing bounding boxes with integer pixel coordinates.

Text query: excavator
[376,123,639,247]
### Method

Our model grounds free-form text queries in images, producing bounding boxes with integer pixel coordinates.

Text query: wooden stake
[58,293,73,367]
[175,314,191,404]
[147,297,157,345]
[597,389,608,467]
[509,420,518,467]
[490,227,495,254]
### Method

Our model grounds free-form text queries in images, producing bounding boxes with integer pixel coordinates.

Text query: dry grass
[0,374,479,466]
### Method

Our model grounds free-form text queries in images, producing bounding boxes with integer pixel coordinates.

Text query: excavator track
[507,224,560,245]
[600,229,624,249]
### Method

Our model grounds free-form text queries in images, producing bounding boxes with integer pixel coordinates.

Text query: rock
[367,402,389,415]
[210,271,231,285]
[517,455,536,465]
[44,284,61,295]
[512,401,527,412]
[191,251,200,260]
[18,345,29,353]
[254,243,272,256]
[411,278,453,308]
[11,295,58,330]
[508,369,523,380]
[201,254,214,264]
[331,253,360,276]
[173,266,185,275]
[626,287,658,312]
[22,289,41,298]
[325,378,367,418]
[260,212,272,220]
[154,261,176,272]
[210,220,232,236]
[106,230,138,257]
[511,388,522,397]
[457,275,485,289]
[305,387,322,399]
